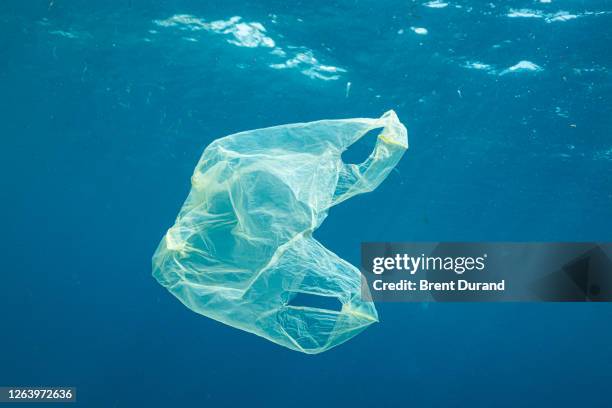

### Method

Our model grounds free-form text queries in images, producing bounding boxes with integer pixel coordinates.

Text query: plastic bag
[153,110,408,354]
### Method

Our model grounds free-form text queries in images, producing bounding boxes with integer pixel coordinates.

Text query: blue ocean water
[1,0,612,406]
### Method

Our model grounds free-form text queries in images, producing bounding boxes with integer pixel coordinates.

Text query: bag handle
[332,110,408,206]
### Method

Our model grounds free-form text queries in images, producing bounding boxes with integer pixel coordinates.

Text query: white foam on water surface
[270,51,346,81]
[410,27,428,35]
[506,8,607,23]
[463,61,496,74]
[49,30,78,39]
[423,1,448,9]
[226,22,275,48]
[507,9,542,18]
[499,60,543,75]
[153,14,345,81]
[547,11,578,22]
[154,15,275,48]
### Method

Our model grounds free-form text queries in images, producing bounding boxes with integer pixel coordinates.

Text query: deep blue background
[2,0,612,406]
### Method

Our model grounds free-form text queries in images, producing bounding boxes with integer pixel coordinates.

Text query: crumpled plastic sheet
[153,110,408,354]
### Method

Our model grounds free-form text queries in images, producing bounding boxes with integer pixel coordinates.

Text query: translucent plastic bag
[153,110,408,353]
